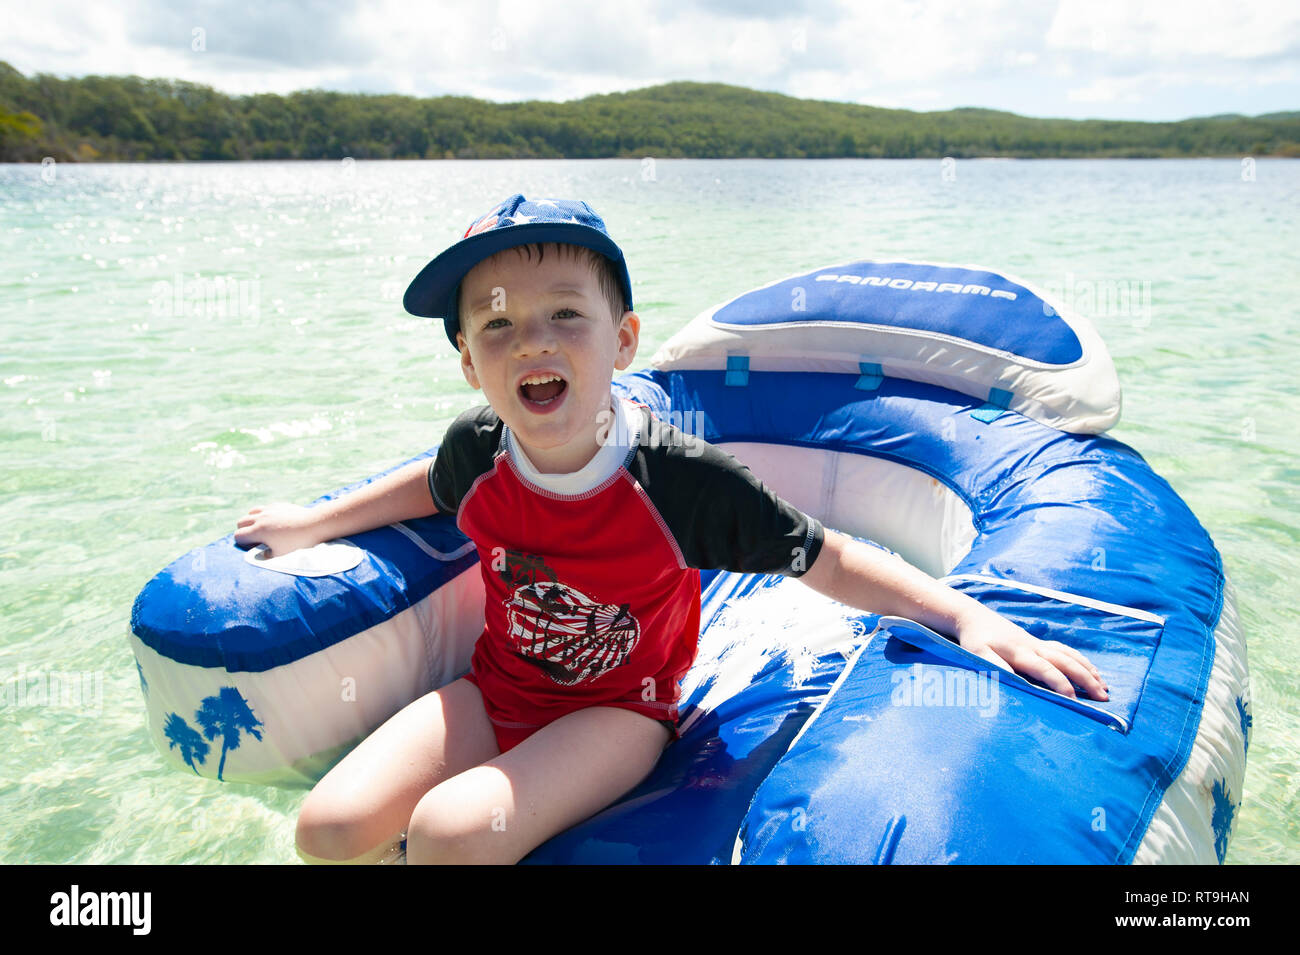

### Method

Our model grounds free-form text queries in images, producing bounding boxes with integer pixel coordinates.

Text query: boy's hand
[800,530,1111,703]
[234,502,326,558]
[954,604,1109,702]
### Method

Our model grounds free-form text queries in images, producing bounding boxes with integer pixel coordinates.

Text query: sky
[1,0,1297,122]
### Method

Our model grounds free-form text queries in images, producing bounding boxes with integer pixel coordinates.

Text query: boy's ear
[458,333,482,390]
[613,310,640,371]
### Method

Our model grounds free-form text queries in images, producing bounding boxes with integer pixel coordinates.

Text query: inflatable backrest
[651,260,1122,434]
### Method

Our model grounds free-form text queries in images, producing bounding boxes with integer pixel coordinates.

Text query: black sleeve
[427,405,503,516]
[629,410,825,577]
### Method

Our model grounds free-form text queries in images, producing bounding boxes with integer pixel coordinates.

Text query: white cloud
[1046,0,1300,61]
[1,0,1296,119]
[1066,75,1147,104]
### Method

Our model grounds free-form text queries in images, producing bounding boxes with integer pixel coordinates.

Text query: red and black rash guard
[427,397,825,741]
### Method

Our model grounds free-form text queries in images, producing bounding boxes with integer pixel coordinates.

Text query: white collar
[504,396,639,496]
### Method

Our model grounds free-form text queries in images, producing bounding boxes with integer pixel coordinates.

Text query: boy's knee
[406,786,514,865]
[296,797,394,864]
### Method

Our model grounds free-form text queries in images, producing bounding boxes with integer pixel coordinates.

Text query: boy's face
[456,247,639,474]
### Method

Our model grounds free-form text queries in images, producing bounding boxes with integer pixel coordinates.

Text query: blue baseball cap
[403,194,634,349]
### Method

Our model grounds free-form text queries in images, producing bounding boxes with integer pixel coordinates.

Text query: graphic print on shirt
[497,549,641,686]
[497,548,557,590]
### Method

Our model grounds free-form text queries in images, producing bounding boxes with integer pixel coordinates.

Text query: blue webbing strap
[725,354,749,387]
[972,387,1013,423]
[855,361,884,391]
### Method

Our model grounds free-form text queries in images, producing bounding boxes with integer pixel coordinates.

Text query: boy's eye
[483,317,509,330]
[553,307,579,320]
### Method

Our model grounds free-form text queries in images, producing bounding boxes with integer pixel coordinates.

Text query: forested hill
[2,61,1297,162]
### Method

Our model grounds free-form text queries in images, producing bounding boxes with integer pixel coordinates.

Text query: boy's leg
[296,676,499,863]
[406,705,671,865]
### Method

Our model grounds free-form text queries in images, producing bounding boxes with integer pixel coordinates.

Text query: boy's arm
[234,458,441,557]
[798,529,1109,702]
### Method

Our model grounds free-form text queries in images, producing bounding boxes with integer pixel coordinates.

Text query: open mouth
[518,373,568,408]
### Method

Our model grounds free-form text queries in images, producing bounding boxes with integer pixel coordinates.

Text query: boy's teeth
[520,375,566,404]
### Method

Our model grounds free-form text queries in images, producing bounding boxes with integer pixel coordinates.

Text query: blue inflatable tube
[129,260,1249,864]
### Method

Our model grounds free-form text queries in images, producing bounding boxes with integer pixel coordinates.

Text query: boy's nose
[512,316,557,356]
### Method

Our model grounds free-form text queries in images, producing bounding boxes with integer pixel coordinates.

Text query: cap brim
[402,222,633,348]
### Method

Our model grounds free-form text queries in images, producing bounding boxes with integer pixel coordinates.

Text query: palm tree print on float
[164,712,210,774]
[163,686,264,780]
[195,686,264,781]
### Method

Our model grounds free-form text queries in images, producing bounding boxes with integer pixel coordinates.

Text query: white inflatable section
[652,262,1123,434]
[717,442,977,578]
[1132,580,1249,864]
[132,567,485,786]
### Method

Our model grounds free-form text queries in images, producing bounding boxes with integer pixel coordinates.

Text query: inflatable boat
[129,260,1249,864]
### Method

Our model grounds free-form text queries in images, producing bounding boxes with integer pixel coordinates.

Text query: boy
[235,194,1108,865]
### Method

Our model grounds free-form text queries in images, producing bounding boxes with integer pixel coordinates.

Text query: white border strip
[388,523,478,562]
[940,573,1166,626]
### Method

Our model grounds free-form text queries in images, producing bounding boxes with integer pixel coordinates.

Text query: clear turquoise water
[1,158,1296,863]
